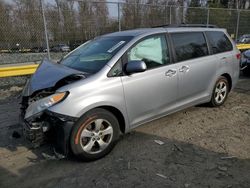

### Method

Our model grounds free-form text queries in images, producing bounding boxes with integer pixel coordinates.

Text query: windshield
[60,36,132,73]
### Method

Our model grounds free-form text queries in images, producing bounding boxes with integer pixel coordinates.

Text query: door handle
[165,69,177,77]
[179,65,190,73]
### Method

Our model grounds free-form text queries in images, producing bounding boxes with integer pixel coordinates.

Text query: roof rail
[152,24,218,28]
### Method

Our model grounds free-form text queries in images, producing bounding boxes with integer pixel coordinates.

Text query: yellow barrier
[237,44,250,50]
[0,64,39,78]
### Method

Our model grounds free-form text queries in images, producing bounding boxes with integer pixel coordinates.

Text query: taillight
[236,53,241,60]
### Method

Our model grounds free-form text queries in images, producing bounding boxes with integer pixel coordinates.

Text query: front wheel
[70,108,120,161]
[209,76,229,107]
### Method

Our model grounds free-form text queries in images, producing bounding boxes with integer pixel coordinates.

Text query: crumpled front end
[21,109,76,155]
[20,90,54,146]
[19,59,86,155]
[20,90,77,155]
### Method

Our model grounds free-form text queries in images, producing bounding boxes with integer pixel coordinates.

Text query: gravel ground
[0,76,250,188]
[0,52,66,65]
[0,76,29,90]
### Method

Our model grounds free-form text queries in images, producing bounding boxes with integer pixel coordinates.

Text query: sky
[3,0,123,18]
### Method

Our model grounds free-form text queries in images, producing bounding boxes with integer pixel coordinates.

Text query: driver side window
[127,35,169,69]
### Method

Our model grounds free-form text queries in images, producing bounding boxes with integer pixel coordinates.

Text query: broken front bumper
[20,110,77,155]
[22,119,46,147]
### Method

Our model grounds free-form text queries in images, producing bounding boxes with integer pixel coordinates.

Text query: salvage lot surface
[0,77,250,188]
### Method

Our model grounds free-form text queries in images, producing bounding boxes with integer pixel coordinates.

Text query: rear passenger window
[171,32,209,62]
[206,31,233,54]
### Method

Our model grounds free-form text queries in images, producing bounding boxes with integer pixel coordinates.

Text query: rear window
[171,32,209,62]
[206,31,233,54]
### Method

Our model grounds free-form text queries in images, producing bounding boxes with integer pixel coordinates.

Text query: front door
[121,34,178,127]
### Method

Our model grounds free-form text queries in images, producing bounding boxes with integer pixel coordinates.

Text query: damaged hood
[23,58,87,96]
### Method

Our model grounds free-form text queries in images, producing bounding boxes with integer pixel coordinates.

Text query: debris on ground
[156,173,167,179]
[173,144,183,152]
[53,148,66,159]
[41,153,57,160]
[220,156,236,160]
[218,166,228,171]
[154,139,164,145]
[117,158,124,161]
[127,161,131,170]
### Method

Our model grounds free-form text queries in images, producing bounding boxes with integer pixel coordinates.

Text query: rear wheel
[70,108,120,161]
[209,76,229,107]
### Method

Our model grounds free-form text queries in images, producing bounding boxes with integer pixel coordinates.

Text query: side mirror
[125,60,147,74]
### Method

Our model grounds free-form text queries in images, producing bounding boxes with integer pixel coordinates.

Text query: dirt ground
[0,76,250,188]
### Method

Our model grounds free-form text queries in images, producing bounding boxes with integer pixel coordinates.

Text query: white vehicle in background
[51,44,70,52]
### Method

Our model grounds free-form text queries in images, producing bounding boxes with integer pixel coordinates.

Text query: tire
[70,108,120,161]
[209,76,229,107]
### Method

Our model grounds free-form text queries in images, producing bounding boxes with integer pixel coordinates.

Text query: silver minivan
[20,27,240,160]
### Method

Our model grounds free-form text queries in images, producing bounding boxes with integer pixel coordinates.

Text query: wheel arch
[77,105,127,134]
[94,105,126,134]
[221,73,232,92]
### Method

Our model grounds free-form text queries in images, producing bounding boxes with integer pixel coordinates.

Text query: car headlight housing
[25,92,68,119]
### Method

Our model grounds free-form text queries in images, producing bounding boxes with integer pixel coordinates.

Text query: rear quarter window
[205,31,233,54]
[171,32,209,62]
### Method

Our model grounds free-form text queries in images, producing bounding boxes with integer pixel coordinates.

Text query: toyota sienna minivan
[20,26,240,161]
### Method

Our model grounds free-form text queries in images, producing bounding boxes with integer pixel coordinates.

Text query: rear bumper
[20,110,77,155]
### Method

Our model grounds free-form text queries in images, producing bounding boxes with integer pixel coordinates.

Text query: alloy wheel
[214,81,227,104]
[79,119,113,154]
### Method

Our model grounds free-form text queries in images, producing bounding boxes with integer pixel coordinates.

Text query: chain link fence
[0,0,250,64]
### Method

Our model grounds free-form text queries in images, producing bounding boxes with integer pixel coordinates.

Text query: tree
[0,0,13,49]
[122,0,145,29]
[77,0,109,40]
[144,0,167,26]
[11,0,44,48]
